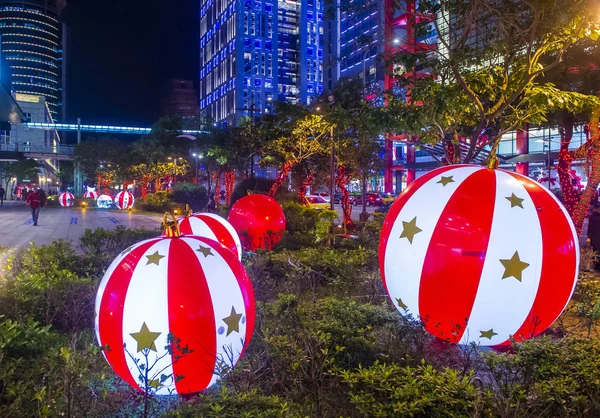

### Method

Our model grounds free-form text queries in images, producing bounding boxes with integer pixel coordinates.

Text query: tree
[389,0,600,167]
[265,114,332,199]
[1,159,42,193]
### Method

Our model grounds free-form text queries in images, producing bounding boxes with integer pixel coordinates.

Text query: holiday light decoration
[167,212,243,261]
[380,165,579,348]
[84,189,99,199]
[97,194,114,209]
[228,194,286,251]
[115,191,135,210]
[336,165,352,225]
[58,191,74,207]
[95,220,255,395]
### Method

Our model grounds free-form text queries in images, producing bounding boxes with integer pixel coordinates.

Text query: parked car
[352,192,384,206]
[306,195,330,210]
[317,192,331,203]
[333,192,343,204]
[380,192,397,204]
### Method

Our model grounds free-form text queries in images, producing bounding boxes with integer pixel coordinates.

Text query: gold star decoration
[130,322,161,352]
[146,251,165,266]
[479,329,498,340]
[222,306,243,336]
[400,217,422,244]
[196,245,214,258]
[505,193,524,209]
[396,297,408,311]
[437,176,455,187]
[500,251,530,282]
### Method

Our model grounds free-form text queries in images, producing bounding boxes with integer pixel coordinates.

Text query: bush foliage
[0,225,600,417]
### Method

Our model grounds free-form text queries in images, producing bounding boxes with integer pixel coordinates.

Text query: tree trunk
[225,170,236,205]
[298,165,314,205]
[573,106,600,235]
[269,161,293,197]
[557,112,579,217]
[360,172,368,221]
[336,165,352,226]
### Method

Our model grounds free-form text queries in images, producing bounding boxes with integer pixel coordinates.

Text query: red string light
[336,165,353,226]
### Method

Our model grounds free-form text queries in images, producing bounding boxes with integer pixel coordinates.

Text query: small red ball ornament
[95,220,256,395]
[115,191,134,210]
[228,194,286,251]
[379,165,579,348]
[58,191,74,207]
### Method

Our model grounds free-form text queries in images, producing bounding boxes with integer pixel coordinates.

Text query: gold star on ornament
[400,217,422,244]
[396,297,408,311]
[505,193,524,209]
[130,322,161,352]
[479,329,498,340]
[196,245,214,258]
[222,306,243,336]
[437,176,455,187]
[500,251,530,282]
[146,251,165,266]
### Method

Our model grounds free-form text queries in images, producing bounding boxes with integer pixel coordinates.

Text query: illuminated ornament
[115,191,135,210]
[94,222,255,395]
[84,190,99,199]
[166,212,242,261]
[58,191,74,207]
[97,194,114,209]
[379,165,579,348]
[228,194,286,251]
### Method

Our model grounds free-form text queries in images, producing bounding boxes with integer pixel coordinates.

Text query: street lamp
[191,153,203,184]
[535,137,553,188]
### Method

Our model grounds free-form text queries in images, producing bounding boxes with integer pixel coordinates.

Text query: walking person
[0,186,4,207]
[25,187,42,226]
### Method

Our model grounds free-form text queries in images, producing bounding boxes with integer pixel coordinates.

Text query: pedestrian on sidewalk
[0,186,4,207]
[25,187,42,226]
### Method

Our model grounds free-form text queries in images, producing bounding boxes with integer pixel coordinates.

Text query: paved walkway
[0,201,163,248]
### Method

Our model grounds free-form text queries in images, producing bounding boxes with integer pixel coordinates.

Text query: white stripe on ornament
[187,216,218,240]
[121,239,175,395]
[384,166,484,319]
[181,237,247,388]
[459,170,543,346]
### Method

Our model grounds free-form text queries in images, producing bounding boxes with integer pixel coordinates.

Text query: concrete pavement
[0,201,163,248]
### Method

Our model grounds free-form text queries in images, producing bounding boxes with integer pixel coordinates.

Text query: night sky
[63,0,199,126]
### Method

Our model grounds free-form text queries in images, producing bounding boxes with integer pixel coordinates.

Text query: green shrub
[341,361,490,417]
[79,226,159,273]
[172,182,209,211]
[139,190,178,213]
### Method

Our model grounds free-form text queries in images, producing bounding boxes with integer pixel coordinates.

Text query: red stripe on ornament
[494,173,578,348]
[98,239,160,390]
[379,165,465,289]
[178,217,194,235]
[200,215,239,259]
[168,238,217,394]
[204,237,255,356]
[419,168,496,343]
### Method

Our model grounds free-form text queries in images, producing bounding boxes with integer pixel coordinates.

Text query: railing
[23,122,207,135]
[0,143,74,155]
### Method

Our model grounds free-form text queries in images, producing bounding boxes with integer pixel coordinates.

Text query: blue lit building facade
[0,0,66,121]
[199,0,323,126]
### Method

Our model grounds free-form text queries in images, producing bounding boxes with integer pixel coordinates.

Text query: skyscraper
[199,0,323,126]
[0,0,67,121]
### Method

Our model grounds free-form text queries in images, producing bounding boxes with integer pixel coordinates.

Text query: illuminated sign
[15,93,40,103]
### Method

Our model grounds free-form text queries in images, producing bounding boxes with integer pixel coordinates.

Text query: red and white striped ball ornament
[174,213,242,261]
[379,165,579,348]
[58,191,74,207]
[115,191,135,210]
[95,224,256,395]
[84,190,98,199]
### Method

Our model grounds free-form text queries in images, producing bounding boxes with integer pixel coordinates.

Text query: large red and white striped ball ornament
[176,213,242,261]
[379,165,579,348]
[84,190,99,199]
[58,191,74,207]
[95,235,256,395]
[115,191,135,210]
